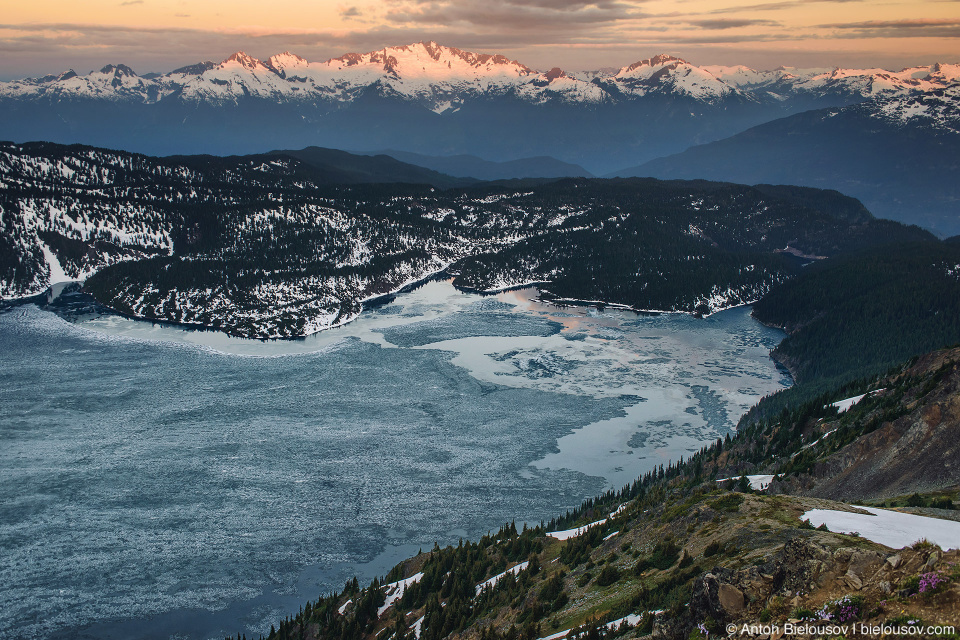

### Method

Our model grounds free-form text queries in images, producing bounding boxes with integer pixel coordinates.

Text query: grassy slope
[258,346,960,640]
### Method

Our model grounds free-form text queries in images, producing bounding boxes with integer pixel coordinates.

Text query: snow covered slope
[613,55,742,102]
[868,84,960,134]
[704,62,960,100]
[0,144,175,297]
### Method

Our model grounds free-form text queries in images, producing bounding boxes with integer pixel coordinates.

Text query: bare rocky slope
[771,348,960,503]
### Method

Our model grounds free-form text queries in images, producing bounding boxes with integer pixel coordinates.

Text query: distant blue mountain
[361,150,593,180]
[612,86,960,237]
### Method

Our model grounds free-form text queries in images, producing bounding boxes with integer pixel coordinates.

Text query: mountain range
[2,42,958,177]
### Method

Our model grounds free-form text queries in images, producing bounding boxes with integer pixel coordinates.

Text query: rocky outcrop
[675,537,959,640]
[779,348,960,501]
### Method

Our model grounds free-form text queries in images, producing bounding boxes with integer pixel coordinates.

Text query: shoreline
[13,271,777,344]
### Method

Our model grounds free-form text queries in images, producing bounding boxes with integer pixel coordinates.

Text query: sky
[1,0,958,79]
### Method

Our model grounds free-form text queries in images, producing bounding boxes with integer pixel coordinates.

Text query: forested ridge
[0,141,933,338]
[745,241,960,417]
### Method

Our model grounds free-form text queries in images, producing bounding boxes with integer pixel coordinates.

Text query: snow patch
[717,474,777,491]
[41,243,72,285]
[538,613,646,640]
[829,389,883,413]
[475,561,529,595]
[411,615,425,638]
[547,504,626,540]
[801,507,960,550]
[378,572,424,618]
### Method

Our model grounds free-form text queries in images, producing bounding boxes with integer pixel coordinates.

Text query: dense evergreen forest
[450,180,928,312]
[745,240,960,418]
[0,141,934,338]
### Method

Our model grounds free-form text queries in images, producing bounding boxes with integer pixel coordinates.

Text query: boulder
[718,583,746,614]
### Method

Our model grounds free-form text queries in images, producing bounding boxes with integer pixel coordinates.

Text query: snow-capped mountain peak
[267,52,308,74]
[702,64,811,88]
[615,54,737,101]
[222,51,270,72]
[0,43,957,114]
[618,54,688,74]
[97,64,137,78]
[322,41,534,81]
[925,63,960,83]
[32,69,79,84]
[543,67,567,82]
[163,52,293,102]
[169,61,217,77]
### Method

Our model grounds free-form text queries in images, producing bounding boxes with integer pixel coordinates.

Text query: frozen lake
[0,280,789,639]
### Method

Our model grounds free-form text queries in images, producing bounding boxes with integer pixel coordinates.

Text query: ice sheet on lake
[0,280,788,640]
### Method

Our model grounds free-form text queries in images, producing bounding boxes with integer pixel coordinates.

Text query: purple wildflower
[918,572,945,594]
